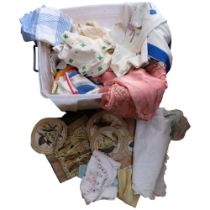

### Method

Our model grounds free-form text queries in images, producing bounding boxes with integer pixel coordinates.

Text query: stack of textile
[21,2,190,207]
[31,109,190,207]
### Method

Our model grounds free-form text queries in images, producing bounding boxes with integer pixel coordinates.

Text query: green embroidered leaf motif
[81,66,87,72]
[97,55,103,61]
[69,58,74,63]
[97,66,103,72]
[63,34,69,39]
[102,46,107,50]
[80,66,87,75]
[80,43,86,47]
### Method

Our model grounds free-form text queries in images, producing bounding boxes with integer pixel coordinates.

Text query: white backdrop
[0,0,209,209]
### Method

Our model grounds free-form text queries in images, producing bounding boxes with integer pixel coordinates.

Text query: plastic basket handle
[33,42,39,72]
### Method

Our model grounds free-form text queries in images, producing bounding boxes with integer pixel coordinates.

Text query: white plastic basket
[37,4,125,111]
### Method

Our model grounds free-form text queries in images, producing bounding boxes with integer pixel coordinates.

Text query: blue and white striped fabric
[20,6,72,46]
[148,23,172,73]
[65,70,99,94]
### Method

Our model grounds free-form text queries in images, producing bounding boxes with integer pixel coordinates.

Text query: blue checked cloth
[20,6,72,46]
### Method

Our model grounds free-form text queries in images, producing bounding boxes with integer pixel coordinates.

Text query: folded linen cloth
[109,2,172,76]
[20,6,72,46]
[132,108,171,199]
[80,150,121,204]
